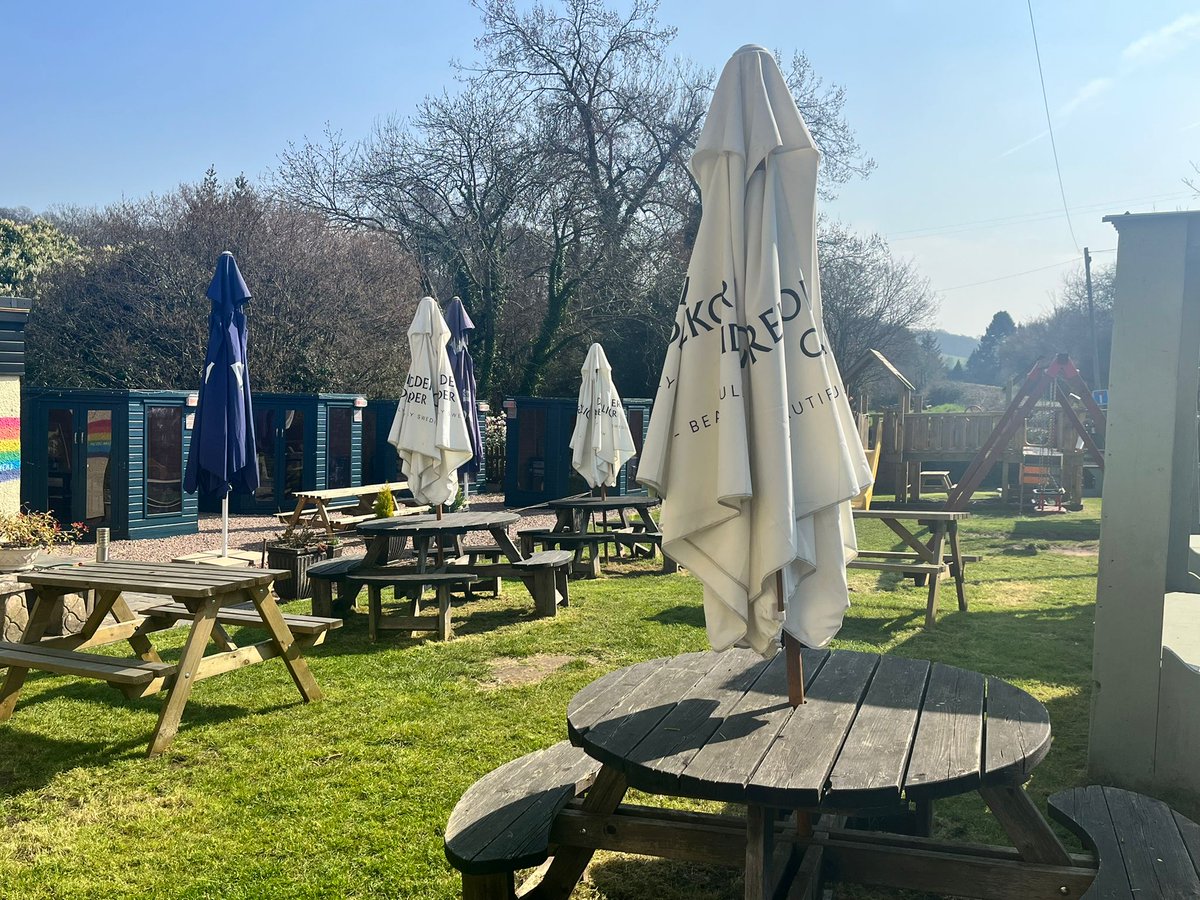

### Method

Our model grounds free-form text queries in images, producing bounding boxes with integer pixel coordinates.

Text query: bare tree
[816,222,938,397]
[781,51,876,198]
[27,172,421,395]
[278,83,539,394]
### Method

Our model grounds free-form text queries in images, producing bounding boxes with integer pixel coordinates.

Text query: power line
[936,248,1114,293]
[1026,0,1080,252]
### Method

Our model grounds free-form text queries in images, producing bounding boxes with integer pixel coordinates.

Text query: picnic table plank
[905,663,986,800]
[1103,786,1200,897]
[568,658,672,736]
[853,509,971,521]
[983,676,1052,782]
[747,649,879,807]
[0,641,176,684]
[677,648,829,803]
[578,653,725,766]
[622,649,772,791]
[445,741,602,874]
[294,482,408,501]
[825,655,931,807]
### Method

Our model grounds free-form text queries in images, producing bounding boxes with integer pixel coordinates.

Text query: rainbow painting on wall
[0,417,19,484]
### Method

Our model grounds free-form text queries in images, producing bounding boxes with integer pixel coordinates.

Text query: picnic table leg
[533,764,627,900]
[147,596,221,757]
[315,501,334,538]
[978,783,1072,866]
[947,523,968,612]
[436,583,453,641]
[361,535,389,567]
[0,588,67,720]
[248,585,324,703]
[106,592,164,662]
[633,505,659,559]
[286,496,308,529]
[744,805,776,900]
[924,524,948,627]
[492,526,567,610]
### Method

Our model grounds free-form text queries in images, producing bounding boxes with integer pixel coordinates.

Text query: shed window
[146,406,183,515]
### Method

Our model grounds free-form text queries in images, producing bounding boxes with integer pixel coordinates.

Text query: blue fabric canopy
[184,251,258,496]
[444,296,482,476]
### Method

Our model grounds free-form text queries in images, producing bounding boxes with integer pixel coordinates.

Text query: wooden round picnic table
[558,647,1079,899]
[545,495,660,533]
[356,510,521,569]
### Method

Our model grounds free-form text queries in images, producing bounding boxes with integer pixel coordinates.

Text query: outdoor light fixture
[186,392,199,407]
[353,396,368,408]
[503,399,517,419]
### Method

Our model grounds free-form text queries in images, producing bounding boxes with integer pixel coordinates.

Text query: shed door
[45,404,114,530]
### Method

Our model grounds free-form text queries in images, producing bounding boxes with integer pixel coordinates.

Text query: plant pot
[0,546,44,572]
[265,544,343,600]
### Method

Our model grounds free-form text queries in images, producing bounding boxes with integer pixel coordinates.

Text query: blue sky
[4,1,1197,335]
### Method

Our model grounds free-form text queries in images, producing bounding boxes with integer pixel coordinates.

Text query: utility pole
[1084,247,1101,388]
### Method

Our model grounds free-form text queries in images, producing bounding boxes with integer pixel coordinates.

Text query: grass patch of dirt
[482,653,593,689]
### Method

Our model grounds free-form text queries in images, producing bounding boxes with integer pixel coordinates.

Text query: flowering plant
[482,414,507,454]
[0,510,87,551]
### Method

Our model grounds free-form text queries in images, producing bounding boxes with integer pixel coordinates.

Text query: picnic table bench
[278,483,430,536]
[850,509,973,626]
[0,561,338,757]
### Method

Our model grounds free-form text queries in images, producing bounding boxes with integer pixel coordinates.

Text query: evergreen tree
[965,311,1015,385]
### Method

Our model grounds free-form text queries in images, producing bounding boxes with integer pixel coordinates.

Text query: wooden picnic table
[851,508,973,626]
[545,495,661,535]
[542,495,672,574]
[357,510,522,569]
[355,510,566,611]
[0,561,335,757]
[281,482,428,536]
[541,647,1088,900]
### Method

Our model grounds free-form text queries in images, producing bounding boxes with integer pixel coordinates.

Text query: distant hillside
[925,329,979,362]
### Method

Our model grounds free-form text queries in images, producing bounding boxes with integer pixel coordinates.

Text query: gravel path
[59,494,560,565]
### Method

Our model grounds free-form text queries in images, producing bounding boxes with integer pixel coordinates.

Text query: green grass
[0,502,1104,899]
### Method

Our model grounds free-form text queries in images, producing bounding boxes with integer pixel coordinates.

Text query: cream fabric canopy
[638,45,873,654]
[569,343,637,489]
[388,297,473,508]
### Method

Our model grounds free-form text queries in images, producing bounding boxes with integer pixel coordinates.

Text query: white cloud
[1059,76,1115,116]
[1122,11,1200,64]
[999,129,1049,159]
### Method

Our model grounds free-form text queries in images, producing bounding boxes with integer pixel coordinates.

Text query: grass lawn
[0,500,1102,899]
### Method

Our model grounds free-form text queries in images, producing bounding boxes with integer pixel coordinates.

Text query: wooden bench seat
[519,530,622,579]
[445,740,603,896]
[847,560,944,575]
[141,603,342,638]
[609,530,679,573]
[856,550,984,564]
[442,550,572,617]
[351,570,478,642]
[0,640,176,685]
[1048,785,1200,897]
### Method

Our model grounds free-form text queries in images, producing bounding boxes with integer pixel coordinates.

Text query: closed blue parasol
[184,251,257,555]
[444,297,483,480]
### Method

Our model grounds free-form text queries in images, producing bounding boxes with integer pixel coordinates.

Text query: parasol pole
[221,493,229,557]
[776,570,805,707]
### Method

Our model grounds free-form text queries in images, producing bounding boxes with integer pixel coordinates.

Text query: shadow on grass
[646,604,705,628]
[0,729,152,794]
[1009,519,1101,542]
